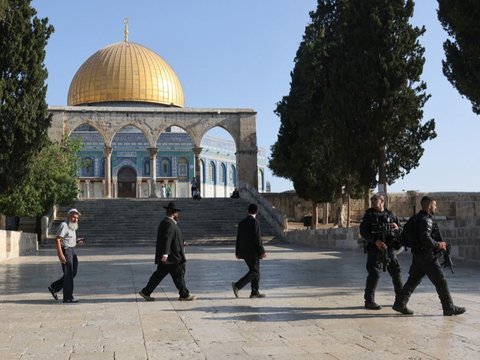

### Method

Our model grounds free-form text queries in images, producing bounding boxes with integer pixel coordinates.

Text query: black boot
[365,301,382,310]
[392,303,414,315]
[443,305,466,316]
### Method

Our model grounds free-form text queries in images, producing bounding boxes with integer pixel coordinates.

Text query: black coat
[235,215,265,259]
[154,217,186,265]
[414,210,444,254]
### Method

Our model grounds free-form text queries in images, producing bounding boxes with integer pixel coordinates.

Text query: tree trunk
[363,186,370,210]
[378,145,388,207]
[322,203,329,224]
[346,192,351,227]
[311,200,318,230]
[334,195,346,228]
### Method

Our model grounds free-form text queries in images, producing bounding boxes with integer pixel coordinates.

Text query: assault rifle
[370,223,401,272]
[440,244,454,274]
[379,226,392,272]
[379,247,390,272]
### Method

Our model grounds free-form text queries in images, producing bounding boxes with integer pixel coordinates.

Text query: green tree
[0,138,80,216]
[271,0,436,225]
[0,0,54,194]
[270,1,339,227]
[438,0,480,114]
[320,0,436,194]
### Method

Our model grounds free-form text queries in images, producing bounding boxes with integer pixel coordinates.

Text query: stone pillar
[136,179,142,198]
[149,148,158,198]
[85,180,90,199]
[112,178,118,198]
[236,148,258,190]
[103,145,112,198]
[193,146,202,194]
[236,113,258,190]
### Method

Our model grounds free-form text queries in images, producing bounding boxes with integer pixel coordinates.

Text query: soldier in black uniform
[392,196,466,316]
[360,193,403,310]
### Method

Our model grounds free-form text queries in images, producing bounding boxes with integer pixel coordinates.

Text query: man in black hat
[232,203,267,298]
[139,202,196,301]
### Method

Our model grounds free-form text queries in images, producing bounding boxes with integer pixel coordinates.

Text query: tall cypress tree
[0,0,54,194]
[270,0,340,211]
[438,0,480,115]
[271,0,435,219]
[325,0,436,194]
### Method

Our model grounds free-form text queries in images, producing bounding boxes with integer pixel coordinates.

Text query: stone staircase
[49,198,278,247]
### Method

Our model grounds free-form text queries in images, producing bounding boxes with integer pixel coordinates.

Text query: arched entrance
[118,166,137,198]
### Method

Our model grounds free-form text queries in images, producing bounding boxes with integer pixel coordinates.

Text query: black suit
[234,215,265,295]
[142,217,190,298]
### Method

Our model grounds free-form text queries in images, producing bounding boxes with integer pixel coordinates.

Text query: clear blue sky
[32,0,480,194]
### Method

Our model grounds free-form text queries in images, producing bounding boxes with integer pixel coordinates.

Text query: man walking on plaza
[232,203,267,298]
[392,196,466,316]
[360,194,403,310]
[139,202,196,302]
[48,208,85,303]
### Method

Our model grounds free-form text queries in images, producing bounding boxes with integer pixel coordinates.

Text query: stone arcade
[47,27,267,199]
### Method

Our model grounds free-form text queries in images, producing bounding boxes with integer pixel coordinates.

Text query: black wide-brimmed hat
[163,202,181,212]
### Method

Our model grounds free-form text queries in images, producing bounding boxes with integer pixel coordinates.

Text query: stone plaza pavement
[0,244,479,360]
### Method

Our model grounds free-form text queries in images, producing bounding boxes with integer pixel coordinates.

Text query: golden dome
[67,41,184,107]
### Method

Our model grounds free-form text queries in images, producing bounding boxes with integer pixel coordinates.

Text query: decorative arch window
[81,157,94,177]
[200,159,205,184]
[143,157,150,176]
[160,158,171,177]
[229,164,237,187]
[258,169,265,192]
[100,158,105,177]
[208,161,216,184]
[178,157,188,178]
[220,163,227,185]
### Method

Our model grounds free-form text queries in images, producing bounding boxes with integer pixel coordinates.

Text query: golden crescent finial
[123,18,129,42]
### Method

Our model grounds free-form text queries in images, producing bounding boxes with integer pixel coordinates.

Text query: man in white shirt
[48,208,84,303]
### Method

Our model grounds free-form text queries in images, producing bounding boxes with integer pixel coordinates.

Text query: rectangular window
[179,164,187,177]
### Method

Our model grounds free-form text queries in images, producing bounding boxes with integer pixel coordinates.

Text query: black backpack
[401,214,417,250]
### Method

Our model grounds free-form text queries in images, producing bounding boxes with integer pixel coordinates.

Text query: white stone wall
[0,230,38,262]
[201,183,234,198]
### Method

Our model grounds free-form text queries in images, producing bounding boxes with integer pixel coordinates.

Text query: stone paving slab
[0,245,479,359]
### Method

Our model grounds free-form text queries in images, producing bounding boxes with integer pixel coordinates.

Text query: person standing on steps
[232,203,267,299]
[139,202,196,302]
[48,208,85,303]
[190,177,198,198]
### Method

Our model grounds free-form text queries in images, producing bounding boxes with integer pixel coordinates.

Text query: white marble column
[136,179,142,198]
[112,178,118,198]
[149,148,158,198]
[85,180,90,198]
[103,145,112,198]
[193,146,202,194]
